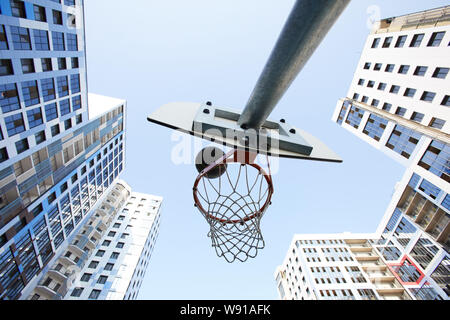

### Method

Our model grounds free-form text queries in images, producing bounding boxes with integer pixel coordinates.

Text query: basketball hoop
[193,147,274,263]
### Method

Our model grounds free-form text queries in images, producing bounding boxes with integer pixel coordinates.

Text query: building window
[373,63,382,71]
[385,124,421,159]
[10,26,31,50]
[395,35,407,48]
[441,95,450,107]
[41,58,53,72]
[377,82,386,91]
[27,107,43,128]
[51,124,60,137]
[59,99,71,116]
[382,36,392,48]
[53,10,63,25]
[5,113,25,137]
[88,261,99,269]
[57,76,69,97]
[52,31,65,50]
[105,263,114,271]
[0,59,13,76]
[10,0,26,18]
[71,57,79,69]
[361,96,368,103]
[64,118,72,130]
[427,31,445,47]
[385,64,395,72]
[45,102,58,121]
[371,37,380,48]
[403,88,416,98]
[363,62,371,69]
[345,105,364,129]
[413,66,427,76]
[76,114,82,124]
[110,252,119,259]
[0,25,9,50]
[420,91,436,102]
[58,57,67,70]
[409,33,424,47]
[432,67,449,79]
[367,80,374,88]
[97,276,108,284]
[35,130,46,144]
[102,240,111,247]
[116,242,124,248]
[410,112,424,123]
[70,74,80,93]
[81,273,92,282]
[389,85,400,94]
[398,65,409,74]
[363,113,387,142]
[371,99,379,107]
[88,289,101,300]
[32,29,49,50]
[41,78,56,102]
[0,83,20,113]
[33,5,47,22]
[67,33,78,51]
[429,117,445,130]
[357,78,364,86]
[382,102,392,112]
[418,140,450,182]
[21,59,35,74]
[71,287,83,297]
[15,138,29,154]
[395,107,406,117]
[22,80,40,106]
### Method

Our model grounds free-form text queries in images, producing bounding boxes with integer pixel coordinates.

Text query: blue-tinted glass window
[432,67,449,79]
[345,105,364,129]
[0,83,20,113]
[403,88,416,98]
[363,62,371,69]
[32,29,49,50]
[385,64,395,72]
[70,74,80,93]
[379,242,401,261]
[394,218,417,248]
[410,112,424,123]
[408,173,421,188]
[72,95,81,111]
[26,107,43,128]
[394,260,422,283]
[374,63,382,71]
[398,65,409,74]
[64,0,75,6]
[409,33,424,47]
[395,107,406,117]
[5,112,25,136]
[66,33,77,51]
[386,125,422,159]
[45,102,58,121]
[10,0,27,18]
[15,137,29,154]
[371,38,380,48]
[60,99,70,116]
[418,179,441,200]
[427,31,445,47]
[10,26,31,50]
[429,118,446,129]
[57,76,69,97]
[382,103,392,112]
[52,31,65,51]
[21,80,40,106]
[442,95,450,107]
[33,4,47,22]
[414,66,428,76]
[377,82,386,91]
[40,78,55,102]
[382,37,392,48]
[395,35,407,48]
[0,25,9,50]
[418,140,450,183]
[363,114,387,141]
[420,91,436,102]
[390,85,400,94]
[442,194,450,211]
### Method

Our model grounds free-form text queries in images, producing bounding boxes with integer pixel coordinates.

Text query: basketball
[195,147,228,179]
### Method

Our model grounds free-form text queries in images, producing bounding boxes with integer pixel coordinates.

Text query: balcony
[59,256,76,267]
[68,244,84,256]
[47,269,68,283]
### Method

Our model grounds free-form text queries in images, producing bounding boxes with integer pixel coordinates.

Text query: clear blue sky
[84,0,449,300]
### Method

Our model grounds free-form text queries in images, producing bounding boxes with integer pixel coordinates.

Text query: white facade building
[27,180,162,300]
[276,6,449,301]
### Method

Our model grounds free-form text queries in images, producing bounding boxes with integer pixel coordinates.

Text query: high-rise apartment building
[0,1,162,300]
[276,6,449,300]
[26,180,162,300]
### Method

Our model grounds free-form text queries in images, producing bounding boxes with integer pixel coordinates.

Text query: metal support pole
[237,0,350,130]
